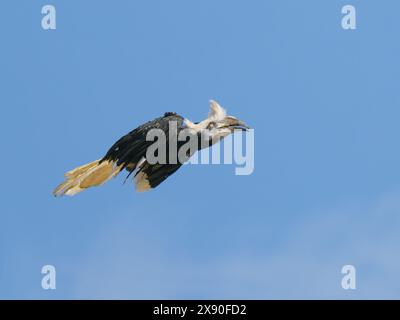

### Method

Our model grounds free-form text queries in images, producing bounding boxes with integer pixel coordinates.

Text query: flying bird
[53,100,249,196]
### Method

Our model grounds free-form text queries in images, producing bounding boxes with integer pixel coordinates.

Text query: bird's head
[184,100,249,146]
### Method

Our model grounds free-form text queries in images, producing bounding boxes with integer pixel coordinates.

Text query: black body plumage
[100,112,186,189]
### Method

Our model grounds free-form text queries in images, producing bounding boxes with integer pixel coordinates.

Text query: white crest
[208,100,226,121]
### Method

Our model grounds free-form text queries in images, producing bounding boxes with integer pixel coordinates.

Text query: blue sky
[1,0,400,299]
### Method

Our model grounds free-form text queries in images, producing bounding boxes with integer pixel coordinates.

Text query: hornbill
[53,100,249,196]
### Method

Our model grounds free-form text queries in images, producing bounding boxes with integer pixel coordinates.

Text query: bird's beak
[223,118,250,131]
[232,119,250,131]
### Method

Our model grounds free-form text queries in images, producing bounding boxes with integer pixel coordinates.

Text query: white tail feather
[53,159,121,197]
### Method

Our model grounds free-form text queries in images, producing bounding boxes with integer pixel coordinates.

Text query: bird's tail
[53,159,122,197]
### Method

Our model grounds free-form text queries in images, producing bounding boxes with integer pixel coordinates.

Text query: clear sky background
[1,0,400,299]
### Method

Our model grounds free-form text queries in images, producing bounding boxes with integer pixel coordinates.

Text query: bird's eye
[207,122,216,129]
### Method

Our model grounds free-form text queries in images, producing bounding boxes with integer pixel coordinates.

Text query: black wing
[101,112,186,191]
[134,161,183,192]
